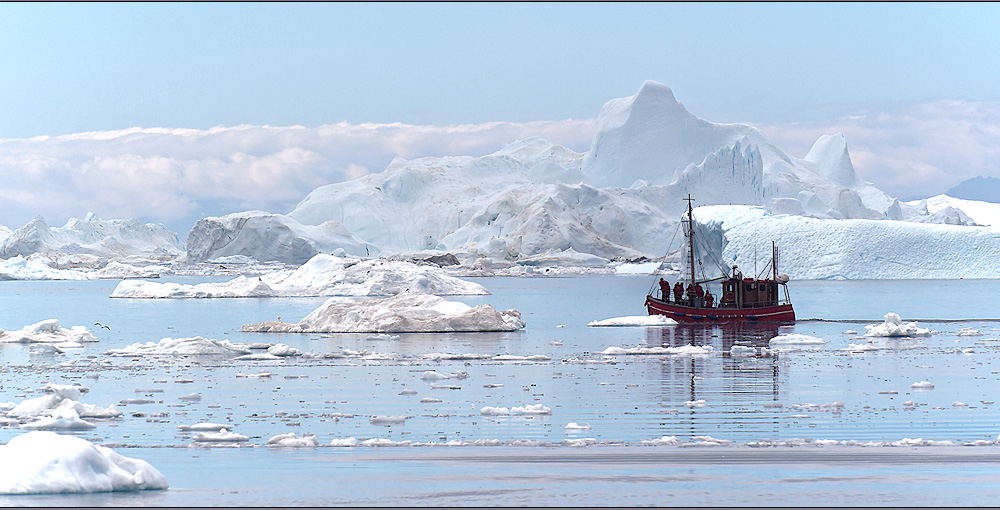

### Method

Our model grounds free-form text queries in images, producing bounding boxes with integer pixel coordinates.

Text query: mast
[685,194,695,289]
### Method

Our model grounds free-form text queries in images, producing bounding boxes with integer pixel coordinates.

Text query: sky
[1,2,999,235]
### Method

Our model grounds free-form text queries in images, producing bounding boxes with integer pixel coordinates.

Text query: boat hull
[645,295,795,323]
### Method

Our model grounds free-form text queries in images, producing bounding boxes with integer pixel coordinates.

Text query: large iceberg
[692,205,1000,280]
[242,293,525,333]
[111,254,489,298]
[0,431,168,494]
[185,211,378,263]
[0,214,183,261]
[182,81,962,267]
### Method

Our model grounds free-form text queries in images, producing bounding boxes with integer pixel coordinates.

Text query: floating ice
[956,327,982,337]
[565,422,591,430]
[369,415,407,426]
[329,437,360,447]
[768,334,826,345]
[587,315,677,327]
[911,381,935,390]
[178,423,233,431]
[865,313,932,337]
[0,431,168,494]
[266,433,318,447]
[0,319,98,345]
[111,255,488,298]
[641,436,681,446]
[106,337,252,356]
[511,404,551,415]
[480,406,510,416]
[685,399,707,408]
[602,345,714,356]
[193,429,248,442]
[20,408,96,430]
[243,293,525,333]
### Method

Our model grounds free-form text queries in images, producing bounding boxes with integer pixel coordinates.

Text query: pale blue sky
[2,2,999,138]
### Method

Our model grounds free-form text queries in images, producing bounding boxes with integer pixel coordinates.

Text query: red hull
[645,295,795,323]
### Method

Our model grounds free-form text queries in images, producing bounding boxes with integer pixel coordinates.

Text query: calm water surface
[1,275,999,506]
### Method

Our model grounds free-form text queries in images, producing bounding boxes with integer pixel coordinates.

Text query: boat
[645,195,795,323]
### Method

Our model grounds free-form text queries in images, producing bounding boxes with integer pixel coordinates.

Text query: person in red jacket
[658,278,670,301]
[673,282,684,302]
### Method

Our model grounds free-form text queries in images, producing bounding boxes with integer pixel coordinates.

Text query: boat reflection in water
[645,322,795,440]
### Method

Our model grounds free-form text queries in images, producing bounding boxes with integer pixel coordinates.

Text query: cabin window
[744,284,753,292]
[758,283,766,291]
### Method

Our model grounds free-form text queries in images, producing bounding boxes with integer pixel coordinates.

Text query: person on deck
[704,290,714,308]
[658,278,670,301]
[673,282,684,302]
[694,284,704,299]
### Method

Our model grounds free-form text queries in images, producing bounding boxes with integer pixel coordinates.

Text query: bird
[94,322,110,331]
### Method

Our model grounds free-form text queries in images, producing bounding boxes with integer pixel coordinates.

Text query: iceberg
[0,431,168,494]
[111,254,488,298]
[242,293,525,333]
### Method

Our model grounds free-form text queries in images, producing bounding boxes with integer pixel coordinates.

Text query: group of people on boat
[658,278,714,308]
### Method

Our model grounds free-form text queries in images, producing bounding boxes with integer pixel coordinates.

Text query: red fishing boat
[645,195,795,323]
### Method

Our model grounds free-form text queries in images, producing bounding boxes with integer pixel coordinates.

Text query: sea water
[2,276,1000,505]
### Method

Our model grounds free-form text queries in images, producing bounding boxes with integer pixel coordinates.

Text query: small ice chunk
[329,437,359,447]
[178,423,233,431]
[193,429,248,442]
[565,422,591,430]
[588,315,677,327]
[865,313,931,337]
[511,404,551,415]
[911,381,935,390]
[369,415,407,426]
[266,433,318,447]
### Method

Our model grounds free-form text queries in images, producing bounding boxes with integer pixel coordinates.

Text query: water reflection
[649,323,789,439]
[648,322,789,350]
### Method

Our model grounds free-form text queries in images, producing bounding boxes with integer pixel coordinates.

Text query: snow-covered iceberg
[0,319,98,345]
[242,293,525,333]
[111,254,488,298]
[185,211,378,264]
[0,214,183,261]
[181,81,961,267]
[0,431,168,494]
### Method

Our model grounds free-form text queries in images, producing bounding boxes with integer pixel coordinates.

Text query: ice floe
[193,429,249,442]
[601,345,714,356]
[864,313,932,337]
[768,334,826,345]
[0,319,98,345]
[266,433,319,447]
[20,408,96,430]
[106,337,252,356]
[0,431,168,494]
[587,315,677,327]
[242,293,525,333]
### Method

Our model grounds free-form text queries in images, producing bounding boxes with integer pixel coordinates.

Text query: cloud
[0,119,595,236]
[751,98,1000,199]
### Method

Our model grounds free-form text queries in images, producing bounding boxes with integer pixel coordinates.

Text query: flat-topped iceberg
[243,293,525,333]
[588,315,677,327]
[105,337,253,356]
[111,254,488,298]
[0,431,169,494]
